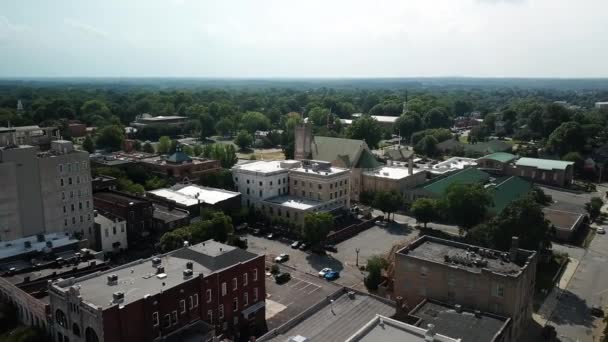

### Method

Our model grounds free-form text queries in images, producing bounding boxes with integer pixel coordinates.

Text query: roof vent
[347,291,356,299]
[152,257,161,267]
[113,291,125,302]
[156,266,165,274]
[107,274,118,285]
[454,304,462,313]
[186,261,193,270]
[425,324,436,341]
[474,310,481,318]
[183,269,193,279]
[157,273,167,279]
[24,241,32,249]
[379,318,384,327]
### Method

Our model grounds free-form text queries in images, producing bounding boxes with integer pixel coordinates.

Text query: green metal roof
[311,136,368,168]
[422,167,490,195]
[356,149,383,169]
[480,152,517,163]
[166,151,192,164]
[489,176,533,213]
[515,157,574,171]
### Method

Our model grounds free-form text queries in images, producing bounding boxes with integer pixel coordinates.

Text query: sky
[0,0,607,78]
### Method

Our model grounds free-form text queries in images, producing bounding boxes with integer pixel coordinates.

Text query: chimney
[425,324,436,341]
[395,296,406,317]
[408,157,414,175]
[454,304,462,313]
[509,236,519,261]
[186,261,193,270]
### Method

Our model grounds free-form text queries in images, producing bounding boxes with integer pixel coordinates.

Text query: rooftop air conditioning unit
[113,291,125,302]
[107,274,118,284]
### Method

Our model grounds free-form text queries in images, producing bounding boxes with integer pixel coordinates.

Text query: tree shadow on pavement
[304,253,346,273]
[548,289,595,328]
[384,222,413,236]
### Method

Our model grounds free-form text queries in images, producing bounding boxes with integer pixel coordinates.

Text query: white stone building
[93,211,128,253]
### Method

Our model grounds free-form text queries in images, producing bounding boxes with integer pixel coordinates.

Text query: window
[86,201,90,208]
[246,179,249,184]
[63,206,66,214]
[113,226,117,235]
[253,287,258,302]
[179,300,186,314]
[259,181,262,186]
[233,277,238,290]
[243,292,248,307]
[59,164,63,173]
[121,223,125,232]
[70,191,73,198]
[72,323,81,337]
[222,282,227,296]
[206,289,212,303]
[80,215,83,223]
[62,192,65,200]
[76,176,80,184]
[79,202,83,210]
[219,304,224,319]
[163,314,171,328]
[233,297,238,311]
[207,310,213,324]
[193,294,198,307]
[71,204,75,212]
[68,177,72,185]
[253,269,258,281]
[271,181,273,185]
[294,180,298,185]
[493,283,505,298]
[171,311,178,325]
[259,190,263,197]
[87,214,91,221]
[61,179,64,187]
[152,312,159,326]
[243,273,248,286]
[64,219,68,227]
[72,217,76,224]
[247,188,250,195]
[189,296,194,309]
[420,266,428,278]
[105,229,109,238]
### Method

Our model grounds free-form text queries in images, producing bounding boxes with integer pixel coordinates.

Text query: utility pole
[356,248,360,266]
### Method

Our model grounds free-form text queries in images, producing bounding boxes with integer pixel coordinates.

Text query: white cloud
[64,19,108,39]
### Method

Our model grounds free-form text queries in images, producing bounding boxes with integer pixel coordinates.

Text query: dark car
[299,243,309,251]
[324,244,337,253]
[275,272,291,284]
[591,306,604,317]
[252,228,262,236]
[291,241,301,249]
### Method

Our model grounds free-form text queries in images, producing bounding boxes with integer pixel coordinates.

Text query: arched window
[72,323,81,337]
[55,309,67,328]
[85,327,99,342]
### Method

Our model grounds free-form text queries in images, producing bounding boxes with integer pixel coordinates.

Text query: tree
[444,183,493,234]
[235,130,253,150]
[157,136,171,154]
[585,197,603,221]
[562,151,584,172]
[116,178,145,195]
[142,142,155,153]
[95,125,124,152]
[308,107,331,126]
[364,255,388,290]
[423,107,451,129]
[302,212,334,247]
[144,176,168,190]
[411,198,438,228]
[82,136,95,153]
[414,135,439,157]
[346,114,383,149]
[199,113,215,140]
[395,112,422,141]
[372,191,403,220]
[215,117,234,136]
[546,121,584,155]
[241,111,271,133]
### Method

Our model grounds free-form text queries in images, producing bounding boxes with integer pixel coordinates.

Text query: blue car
[324,271,340,281]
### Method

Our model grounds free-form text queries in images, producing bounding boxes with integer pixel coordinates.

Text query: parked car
[324,244,337,253]
[299,243,309,251]
[598,227,606,234]
[324,270,340,281]
[274,253,289,263]
[318,268,332,277]
[266,233,275,239]
[275,272,291,284]
[591,306,604,317]
[375,220,387,227]
[291,241,301,249]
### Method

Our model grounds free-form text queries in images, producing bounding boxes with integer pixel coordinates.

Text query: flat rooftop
[152,204,190,223]
[264,195,321,210]
[291,165,350,176]
[94,191,149,205]
[543,208,585,232]
[58,240,259,309]
[139,115,186,121]
[149,184,240,206]
[433,157,477,170]
[346,315,460,342]
[410,300,509,342]
[260,290,395,342]
[399,236,533,276]
[363,166,423,180]
[0,233,80,261]
[232,160,287,174]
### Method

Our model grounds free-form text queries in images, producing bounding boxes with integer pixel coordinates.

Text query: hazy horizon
[2,0,607,78]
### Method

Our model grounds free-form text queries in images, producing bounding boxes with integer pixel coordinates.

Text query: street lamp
[355,248,360,266]
[330,299,335,314]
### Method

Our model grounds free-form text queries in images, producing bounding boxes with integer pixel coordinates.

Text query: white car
[598,227,606,235]
[318,268,332,277]
[275,253,289,263]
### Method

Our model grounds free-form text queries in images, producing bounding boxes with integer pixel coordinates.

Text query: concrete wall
[94,213,128,253]
[361,171,427,199]
[232,169,289,208]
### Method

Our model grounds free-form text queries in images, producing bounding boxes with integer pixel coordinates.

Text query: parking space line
[289,280,303,287]
[299,283,314,291]
[307,286,320,295]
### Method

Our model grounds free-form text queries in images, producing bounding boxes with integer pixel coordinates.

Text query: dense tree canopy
[302,212,334,247]
[346,114,383,149]
[444,183,493,233]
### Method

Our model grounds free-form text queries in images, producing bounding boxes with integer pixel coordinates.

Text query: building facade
[93,190,154,245]
[393,236,537,341]
[49,240,266,342]
[0,141,95,243]
[139,150,221,183]
[93,211,128,253]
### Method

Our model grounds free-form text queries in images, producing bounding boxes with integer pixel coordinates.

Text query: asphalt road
[548,227,608,341]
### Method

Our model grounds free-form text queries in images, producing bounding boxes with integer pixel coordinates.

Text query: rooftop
[478,152,517,163]
[169,184,240,205]
[515,157,574,171]
[543,208,585,232]
[55,240,259,309]
[488,176,533,213]
[346,315,460,342]
[291,165,350,177]
[421,168,490,195]
[399,236,534,276]
[351,113,400,124]
[93,191,150,205]
[152,204,190,223]
[363,166,423,180]
[260,289,395,342]
[409,299,509,342]
[0,233,80,261]
[264,195,322,210]
[232,160,287,174]
[431,157,477,173]
[138,115,187,121]
[311,136,369,168]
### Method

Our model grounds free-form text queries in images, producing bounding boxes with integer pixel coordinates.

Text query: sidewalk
[533,257,580,326]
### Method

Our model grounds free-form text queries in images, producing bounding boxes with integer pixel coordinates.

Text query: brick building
[49,240,266,342]
[139,150,221,183]
[93,191,154,245]
[477,153,575,187]
[393,236,537,341]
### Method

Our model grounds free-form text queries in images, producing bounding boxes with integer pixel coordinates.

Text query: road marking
[289,280,303,288]
[299,283,314,291]
[307,286,321,295]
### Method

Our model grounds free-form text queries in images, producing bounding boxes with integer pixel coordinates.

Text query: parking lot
[264,264,340,330]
